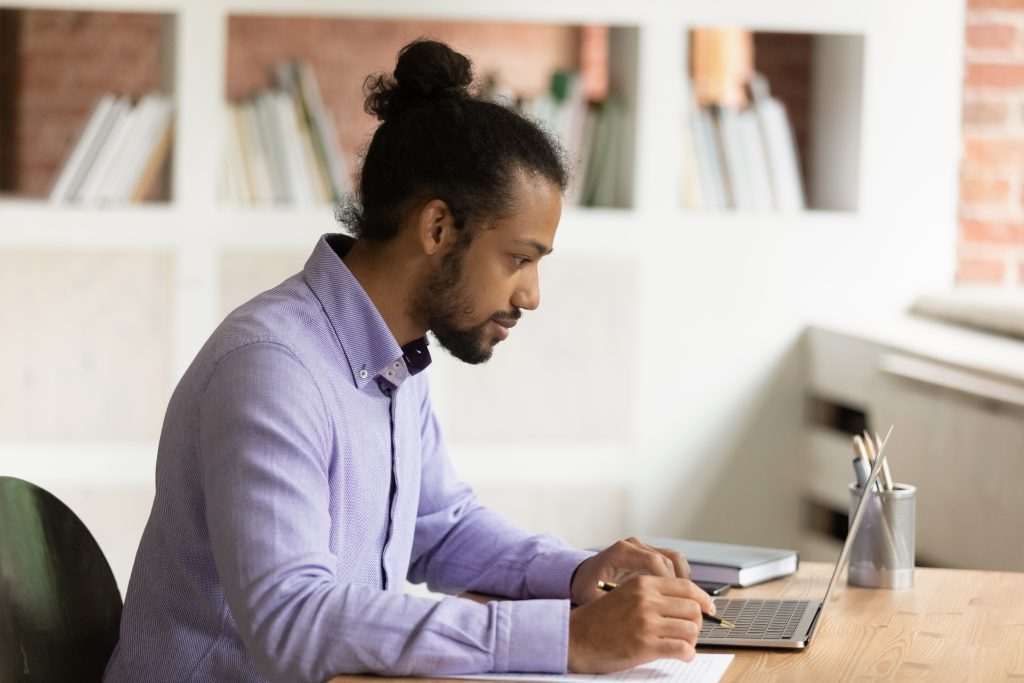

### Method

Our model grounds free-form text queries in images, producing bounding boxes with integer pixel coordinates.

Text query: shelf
[0,200,866,255]
[0,7,176,203]
[0,200,181,248]
[223,15,638,209]
[682,28,864,214]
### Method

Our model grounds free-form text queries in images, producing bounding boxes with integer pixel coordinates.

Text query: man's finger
[653,546,691,580]
[652,594,705,623]
[623,537,675,577]
[653,635,697,663]
[638,576,715,614]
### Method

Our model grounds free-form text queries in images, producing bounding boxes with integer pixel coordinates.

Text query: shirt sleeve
[198,341,572,683]
[406,377,596,603]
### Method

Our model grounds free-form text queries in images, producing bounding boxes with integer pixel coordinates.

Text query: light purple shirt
[103,234,592,683]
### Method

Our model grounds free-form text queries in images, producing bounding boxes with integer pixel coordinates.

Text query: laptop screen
[811,425,894,632]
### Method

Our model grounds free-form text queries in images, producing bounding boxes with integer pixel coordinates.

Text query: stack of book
[50,93,174,204]
[519,70,626,209]
[221,61,348,207]
[682,73,806,212]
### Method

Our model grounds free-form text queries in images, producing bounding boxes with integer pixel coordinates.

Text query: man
[104,40,713,683]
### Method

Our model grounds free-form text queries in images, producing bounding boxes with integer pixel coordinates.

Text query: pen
[596,580,734,628]
[862,431,891,491]
[852,456,870,489]
[874,431,895,490]
[853,435,883,492]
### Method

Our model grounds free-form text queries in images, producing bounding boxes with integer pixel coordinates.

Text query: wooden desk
[329,562,1024,683]
[711,562,1024,681]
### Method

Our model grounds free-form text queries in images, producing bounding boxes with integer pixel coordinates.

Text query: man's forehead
[511,237,553,256]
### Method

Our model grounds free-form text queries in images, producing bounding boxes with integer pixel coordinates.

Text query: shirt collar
[303,234,431,390]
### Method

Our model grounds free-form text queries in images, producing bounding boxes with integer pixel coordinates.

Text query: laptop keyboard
[700,598,815,640]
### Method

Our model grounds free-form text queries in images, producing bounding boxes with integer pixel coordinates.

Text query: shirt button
[358,369,368,379]
[394,435,400,444]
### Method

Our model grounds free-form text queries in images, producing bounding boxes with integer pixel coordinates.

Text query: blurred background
[1,0,1021,595]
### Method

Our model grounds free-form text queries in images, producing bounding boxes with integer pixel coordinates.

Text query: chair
[0,476,122,682]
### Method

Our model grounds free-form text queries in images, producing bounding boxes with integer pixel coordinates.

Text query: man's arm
[199,342,569,682]
[406,379,593,600]
[404,380,718,674]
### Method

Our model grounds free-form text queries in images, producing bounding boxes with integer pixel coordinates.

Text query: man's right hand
[566,575,714,673]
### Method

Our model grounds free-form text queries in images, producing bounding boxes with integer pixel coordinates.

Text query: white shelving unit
[0,0,965,591]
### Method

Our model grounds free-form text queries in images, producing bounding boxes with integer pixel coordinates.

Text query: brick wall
[226,17,581,175]
[960,0,1024,284]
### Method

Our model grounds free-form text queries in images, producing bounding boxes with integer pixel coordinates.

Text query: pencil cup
[847,483,915,589]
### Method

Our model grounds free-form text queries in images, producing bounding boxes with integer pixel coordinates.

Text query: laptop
[697,426,894,649]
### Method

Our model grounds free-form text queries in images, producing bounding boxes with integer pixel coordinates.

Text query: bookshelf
[0,0,965,591]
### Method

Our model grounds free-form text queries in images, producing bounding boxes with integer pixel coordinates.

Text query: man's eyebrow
[515,239,553,257]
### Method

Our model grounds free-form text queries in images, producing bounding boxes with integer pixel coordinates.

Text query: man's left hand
[570,537,691,606]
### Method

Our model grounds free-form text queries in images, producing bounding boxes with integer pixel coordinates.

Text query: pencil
[596,580,733,628]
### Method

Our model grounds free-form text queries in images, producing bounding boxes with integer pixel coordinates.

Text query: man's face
[413,173,562,364]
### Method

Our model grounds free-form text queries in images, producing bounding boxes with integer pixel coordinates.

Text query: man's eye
[513,256,531,267]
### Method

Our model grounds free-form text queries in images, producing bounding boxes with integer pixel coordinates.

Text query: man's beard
[410,240,519,365]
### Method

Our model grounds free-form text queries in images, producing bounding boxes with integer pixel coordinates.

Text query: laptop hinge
[804,602,825,641]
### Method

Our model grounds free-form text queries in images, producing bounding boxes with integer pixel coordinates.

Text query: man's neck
[341,238,426,347]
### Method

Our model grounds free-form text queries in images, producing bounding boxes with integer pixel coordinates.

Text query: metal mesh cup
[847,483,916,589]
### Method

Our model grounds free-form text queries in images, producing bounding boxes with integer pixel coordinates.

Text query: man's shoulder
[209,273,329,363]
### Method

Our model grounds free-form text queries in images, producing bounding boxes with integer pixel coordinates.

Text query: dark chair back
[0,476,122,682]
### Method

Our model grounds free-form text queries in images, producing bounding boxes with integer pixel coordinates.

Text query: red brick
[956,254,1008,283]
[966,23,1016,50]
[961,218,1024,243]
[226,16,583,165]
[961,175,1012,204]
[964,137,1024,166]
[963,100,1009,126]
[969,0,1024,7]
[966,63,1024,88]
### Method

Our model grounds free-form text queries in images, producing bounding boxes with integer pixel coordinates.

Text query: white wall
[0,0,966,591]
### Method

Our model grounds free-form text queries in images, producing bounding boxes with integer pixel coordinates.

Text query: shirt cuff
[493,599,570,673]
[525,544,596,599]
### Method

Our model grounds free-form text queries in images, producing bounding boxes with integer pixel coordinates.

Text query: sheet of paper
[436,655,734,683]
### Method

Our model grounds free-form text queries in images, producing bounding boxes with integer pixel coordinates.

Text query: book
[238,99,274,203]
[713,105,750,210]
[736,108,774,211]
[747,73,805,212]
[75,95,135,203]
[108,95,173,202]
[582,98,624,207]
[50,94,118,202]
[295,61,349,202]
[641,537,798,587]
[693,105,726,210]
[129,102,173,201]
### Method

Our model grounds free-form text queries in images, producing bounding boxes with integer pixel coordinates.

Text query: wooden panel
[872,360,1024,570]
[803,327,877,409]
[803,426,856,511]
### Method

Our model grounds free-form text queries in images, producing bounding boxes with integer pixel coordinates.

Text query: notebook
[696,426,894,649]
[639,537,797,587]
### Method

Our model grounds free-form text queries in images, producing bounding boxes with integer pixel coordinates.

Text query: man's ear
[417,199,455,257]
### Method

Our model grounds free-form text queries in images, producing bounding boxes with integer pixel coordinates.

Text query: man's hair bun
[364,39,474,122]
